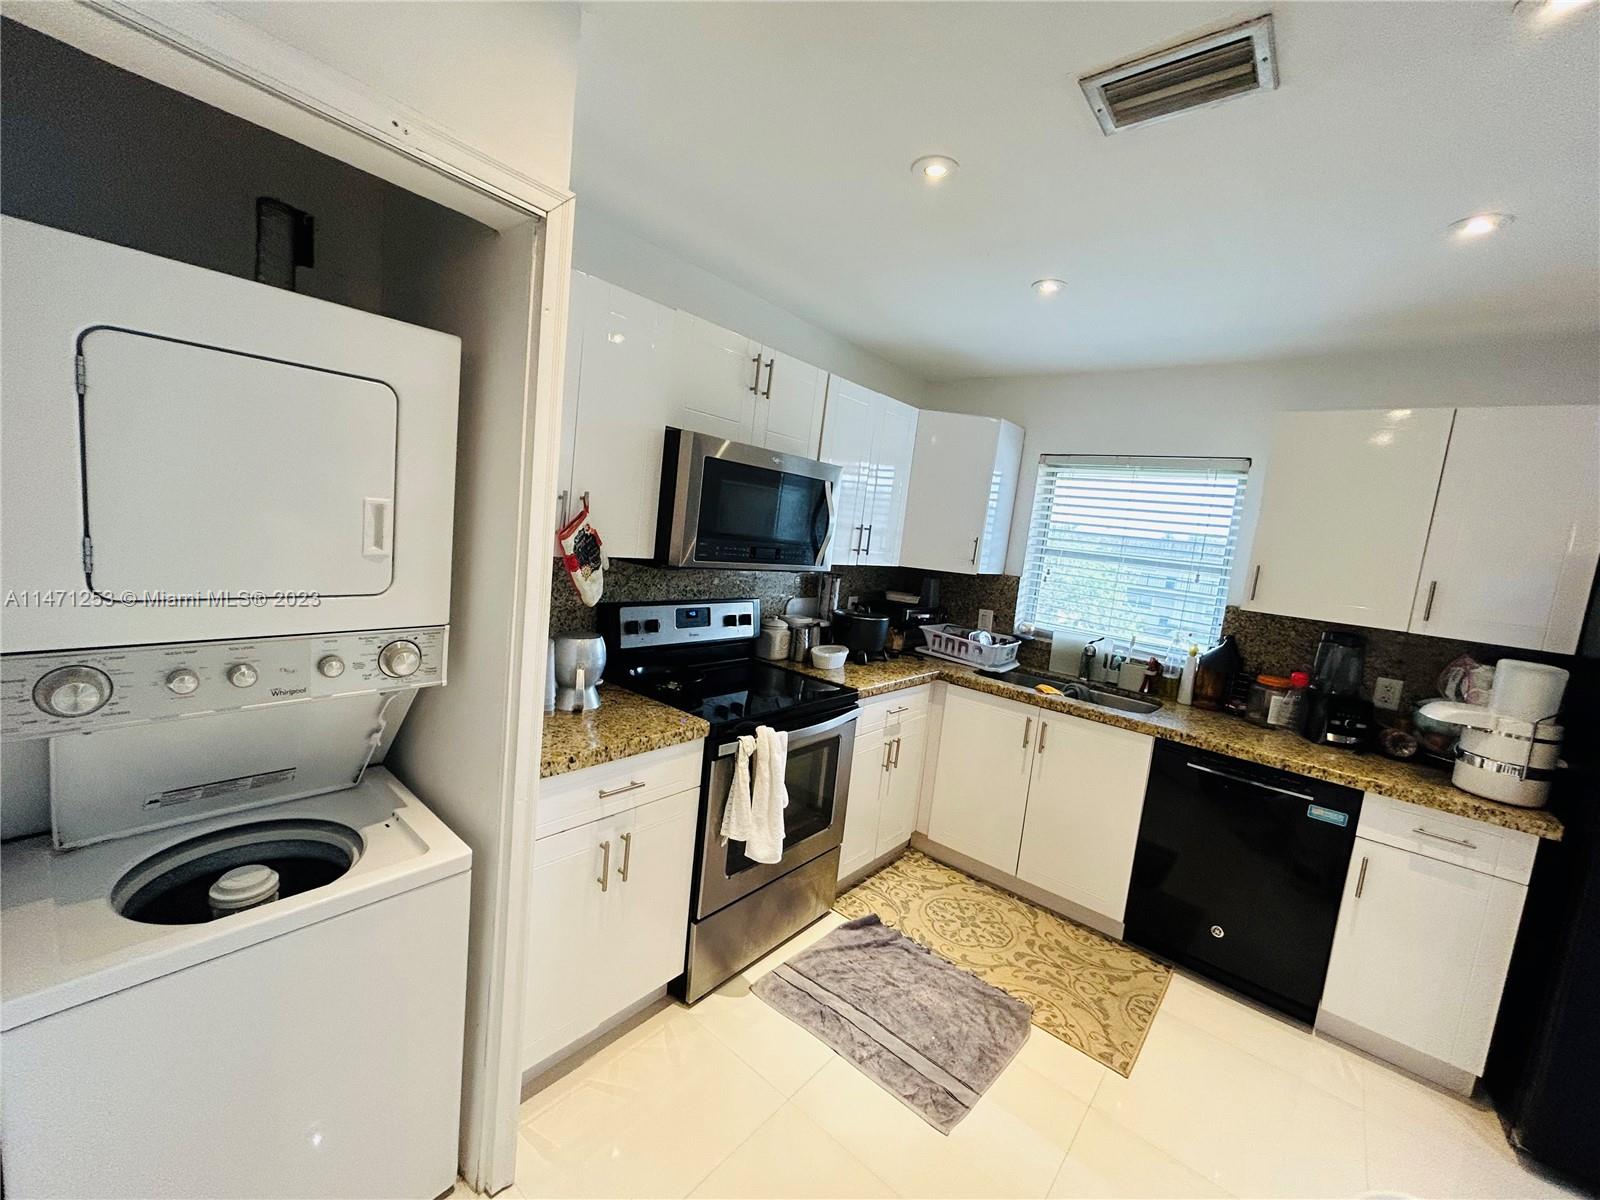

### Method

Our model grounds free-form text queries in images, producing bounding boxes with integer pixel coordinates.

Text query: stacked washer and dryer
[0,217,473,1199]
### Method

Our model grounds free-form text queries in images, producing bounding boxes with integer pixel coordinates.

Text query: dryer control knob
[165,668,200,696]
[378,640,422,679]
[227,663,259,688]
[317,655,346,679]
[34,665,112,717]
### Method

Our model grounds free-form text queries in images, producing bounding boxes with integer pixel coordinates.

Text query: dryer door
[79,328,399,600]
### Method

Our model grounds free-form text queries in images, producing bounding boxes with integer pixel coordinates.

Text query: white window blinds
[1017,455,1251,660]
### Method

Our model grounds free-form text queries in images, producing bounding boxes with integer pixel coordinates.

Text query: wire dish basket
[916,624,1022,671]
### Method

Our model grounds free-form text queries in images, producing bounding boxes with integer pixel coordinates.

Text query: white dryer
[0,219,471,1199]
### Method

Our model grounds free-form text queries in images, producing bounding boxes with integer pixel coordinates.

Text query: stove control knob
[317,655,346,679]
[378,639,422,678]
[165,668,200,696]
[227,663,258,689]
[643,619,661,634]
[34,665,113,717]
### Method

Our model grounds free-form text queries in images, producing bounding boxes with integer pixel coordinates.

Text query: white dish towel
[719,726,789,864]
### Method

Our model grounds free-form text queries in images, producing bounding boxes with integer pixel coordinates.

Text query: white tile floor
[503,912,1582,1200]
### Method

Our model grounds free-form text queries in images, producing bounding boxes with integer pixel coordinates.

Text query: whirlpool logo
[270,686,309,698]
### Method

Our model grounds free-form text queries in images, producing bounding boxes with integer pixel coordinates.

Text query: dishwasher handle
[1185,760,1315,802]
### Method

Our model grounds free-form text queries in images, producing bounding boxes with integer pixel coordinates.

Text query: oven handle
[715,707,859,757]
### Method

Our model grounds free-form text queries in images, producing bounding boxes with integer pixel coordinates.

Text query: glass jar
[1246,674,1294,727]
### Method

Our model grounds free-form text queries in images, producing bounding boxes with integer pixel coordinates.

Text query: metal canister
[786,616,821,662]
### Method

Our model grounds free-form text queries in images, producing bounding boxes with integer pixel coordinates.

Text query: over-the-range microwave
[655,427,841,572]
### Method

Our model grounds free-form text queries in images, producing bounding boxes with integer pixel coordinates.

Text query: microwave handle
[814,480,836,566]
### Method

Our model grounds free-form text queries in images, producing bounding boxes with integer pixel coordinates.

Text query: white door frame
[6,3,574,1192]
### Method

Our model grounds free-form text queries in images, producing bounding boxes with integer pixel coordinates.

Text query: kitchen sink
[975,668,1163,715]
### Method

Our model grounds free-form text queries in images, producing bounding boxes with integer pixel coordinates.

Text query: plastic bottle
[1177,641,1198,706]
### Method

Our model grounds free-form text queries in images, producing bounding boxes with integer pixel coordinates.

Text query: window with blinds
[1017,455,1251,660]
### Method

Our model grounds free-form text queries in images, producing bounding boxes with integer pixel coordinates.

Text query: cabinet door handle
[749,354,762,394]
[1354,854,1369,899]
[882,740,892,773]
[1422,580,1438,622]
[891,736,902,768]
[971,536,980,565]
[886,706,909,716]
[762,357,775,398]
[596,839,612,892]
[617,831,633,882]
[1413,825,1477,850]
[1250,564,1262,602]
[598,780,646,800]
[863,524,873,554]
[1038,721,1048,753]
[557,489,569,527]
[1022,717,1032,749]
[851,524,864,554]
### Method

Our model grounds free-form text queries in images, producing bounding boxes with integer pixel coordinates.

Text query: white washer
[1,768,470,1200]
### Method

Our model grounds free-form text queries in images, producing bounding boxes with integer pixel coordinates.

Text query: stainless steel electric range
[600,599,858,1002]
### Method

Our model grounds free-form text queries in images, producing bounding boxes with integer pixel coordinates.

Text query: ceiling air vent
[1079,14,1278,135]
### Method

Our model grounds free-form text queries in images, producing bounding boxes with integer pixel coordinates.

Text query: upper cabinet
[1246,405,1599,653]
[665,312,827,457]
[900,413,1024,574]
[559,276,833,559]
[1246,409,1455,630]
[1408,406,1600,652]
[820,376,919,567]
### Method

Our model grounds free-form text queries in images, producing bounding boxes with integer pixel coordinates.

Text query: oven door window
[78,327,398,600]
[697,457,828,564]
[725,735,840,875]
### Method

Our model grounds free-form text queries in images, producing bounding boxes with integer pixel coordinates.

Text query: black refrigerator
[1484,609,1600,1191]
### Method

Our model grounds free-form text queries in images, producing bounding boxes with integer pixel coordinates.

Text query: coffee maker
[1301,631,1373,749]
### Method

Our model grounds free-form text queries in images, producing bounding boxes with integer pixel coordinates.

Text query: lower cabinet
[838,688,929,882]
[1317,794,1534,1084]
[522,787,698,1071]
[925,683,1154,925]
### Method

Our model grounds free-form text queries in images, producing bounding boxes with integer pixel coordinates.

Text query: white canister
[758,618,791,661]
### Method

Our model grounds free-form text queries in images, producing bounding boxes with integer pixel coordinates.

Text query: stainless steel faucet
[1079,636,1105,682]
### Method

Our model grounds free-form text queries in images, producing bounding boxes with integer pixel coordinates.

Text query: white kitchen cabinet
[667,310,828,457]
[755,347,828,459]
[522,786,698,1070]
[561,275,678,558]
[1016,712,1154,923]
[1408,405,1600,653]
[668,310,758,444]
[925,686,1035,873]
[838,689,930,883]
[820,377,919,566]
[900,412,1024,574]
[1318,830,1527,1082]
[1245,408,1455,630]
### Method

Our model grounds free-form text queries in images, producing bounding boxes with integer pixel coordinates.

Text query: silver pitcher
[553,634,605,712]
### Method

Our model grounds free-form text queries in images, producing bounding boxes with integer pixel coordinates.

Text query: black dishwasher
[1124,740,1363,1024]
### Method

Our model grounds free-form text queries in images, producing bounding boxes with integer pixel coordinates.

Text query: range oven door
[696,707,856,919]
[658,428,840,571]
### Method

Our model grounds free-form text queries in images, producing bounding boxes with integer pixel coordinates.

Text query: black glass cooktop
[626,659,856,731]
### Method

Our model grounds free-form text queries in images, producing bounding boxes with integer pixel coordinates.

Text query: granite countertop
[792,656,1564,841]
[540,685,710,778]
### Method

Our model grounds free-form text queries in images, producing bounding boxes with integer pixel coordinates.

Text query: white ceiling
[573,1,1600,380]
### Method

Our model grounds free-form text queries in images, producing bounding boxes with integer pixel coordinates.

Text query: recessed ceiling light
[911,155,958,183]
[1449,212,1514,239]
[1032,278,1066,297]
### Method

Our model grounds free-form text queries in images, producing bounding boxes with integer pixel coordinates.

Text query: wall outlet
[977,608,995,633]
[1374,676,1403,711]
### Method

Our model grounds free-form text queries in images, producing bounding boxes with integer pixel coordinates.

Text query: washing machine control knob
[227,663,258,689]
[165,668,200,696]
[378,640,422,678]
[317,655,346,679]
[34,665,113,717]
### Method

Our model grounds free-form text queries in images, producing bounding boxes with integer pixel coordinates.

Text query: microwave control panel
[1,626,446,739]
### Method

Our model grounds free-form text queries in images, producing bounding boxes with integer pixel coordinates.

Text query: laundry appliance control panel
[1,626,446,739]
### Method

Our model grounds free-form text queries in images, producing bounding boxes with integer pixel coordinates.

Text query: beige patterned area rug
[834,850,1170,1077]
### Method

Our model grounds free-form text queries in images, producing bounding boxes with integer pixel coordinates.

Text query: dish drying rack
[916,624,1022,672]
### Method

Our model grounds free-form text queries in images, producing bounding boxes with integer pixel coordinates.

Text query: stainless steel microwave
[656,428,841,571]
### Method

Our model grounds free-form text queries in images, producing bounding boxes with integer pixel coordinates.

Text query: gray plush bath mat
[752,914,1032,1133]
